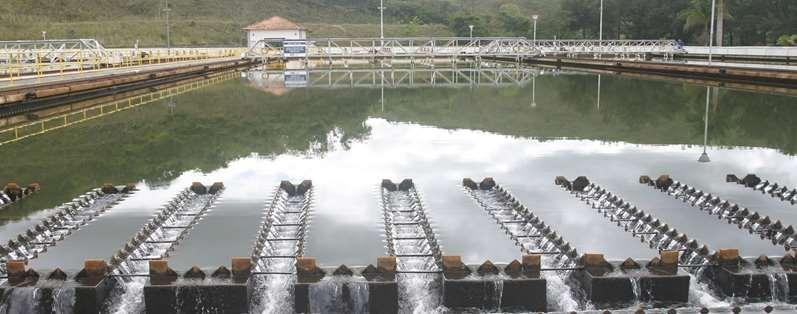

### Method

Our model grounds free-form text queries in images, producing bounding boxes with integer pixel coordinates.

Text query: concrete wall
[247,30,306,47]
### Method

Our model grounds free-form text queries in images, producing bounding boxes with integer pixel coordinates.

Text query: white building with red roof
[243,16,307,47]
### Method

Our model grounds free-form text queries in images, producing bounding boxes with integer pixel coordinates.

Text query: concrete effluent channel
[0,176,796,313]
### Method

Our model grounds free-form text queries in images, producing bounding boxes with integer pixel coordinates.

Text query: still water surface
[1,65,796,269]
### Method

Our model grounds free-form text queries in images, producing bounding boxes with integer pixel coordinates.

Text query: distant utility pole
[708,0,716,64]
[532,15,539,42]
[42,31,47,41]
[598,0,604,41]
[716,0,724,47]
[164,0,172,51]
[469,25,474,38]
[379,0,385,40]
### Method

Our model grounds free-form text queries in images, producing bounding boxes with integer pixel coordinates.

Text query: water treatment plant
[2,2,797,313]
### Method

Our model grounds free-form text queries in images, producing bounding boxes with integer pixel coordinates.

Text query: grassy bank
[0,19,453,47]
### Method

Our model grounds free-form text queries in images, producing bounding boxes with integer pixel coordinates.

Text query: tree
[449,13,489,37]
[777,34,797,46]
[561,0,600,38]
[498,4,532,37]
[678,0,712,44]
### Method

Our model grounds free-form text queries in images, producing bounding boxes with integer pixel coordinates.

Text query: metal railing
[245,37,680,61]
[532,39,680,57]
[0,39,244,79]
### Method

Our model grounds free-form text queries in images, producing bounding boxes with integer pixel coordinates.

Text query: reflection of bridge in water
[245,66,553,89]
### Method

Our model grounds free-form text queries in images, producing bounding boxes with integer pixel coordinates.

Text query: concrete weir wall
[294,258,398,313]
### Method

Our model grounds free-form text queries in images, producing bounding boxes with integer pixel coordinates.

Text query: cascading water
[380,179,444,314]
[251,181,313,314]
[308,276,369,313]
[104,187,220,314]
[463,180,580,312]
[0,280,75,314]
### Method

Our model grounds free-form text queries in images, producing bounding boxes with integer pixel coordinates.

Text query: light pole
[707,0,717,65]
[599,0,604,41]
[379,0,385,40]
[469,25,474,38]
[164,0,172,51]
[699,86,712,163]
[532,15,539,42]
[42,31,47,41]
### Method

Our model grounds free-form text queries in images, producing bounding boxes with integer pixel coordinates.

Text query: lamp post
[164,0,172,51]
[379,0,385,40]
[532,15,539,42]
[707,0,716,65]
[599,0,604,41]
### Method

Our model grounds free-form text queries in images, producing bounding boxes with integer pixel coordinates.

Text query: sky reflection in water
[1,70,796,269]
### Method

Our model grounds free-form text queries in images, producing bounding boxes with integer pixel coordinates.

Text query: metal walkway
[245,37,678,61]
[0,39,242,78]
[380,179,442,272]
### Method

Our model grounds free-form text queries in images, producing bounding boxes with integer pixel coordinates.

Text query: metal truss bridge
[0,39,242,78]
[0,39,108,63]
[245,37,680,61]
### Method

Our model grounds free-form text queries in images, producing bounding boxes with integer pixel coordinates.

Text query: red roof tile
[243,16,304,31]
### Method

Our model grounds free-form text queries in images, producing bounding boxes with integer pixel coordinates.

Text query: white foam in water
[688,275,729,309]
[109,277,147,314]
[0,282,75,314]
[541,269,580,312]
[254,275,294,314]
[308,276,369,313]
[52,286,75,314]
[0,288,38,314]
[397,274,444,314]
[251,187,312,313]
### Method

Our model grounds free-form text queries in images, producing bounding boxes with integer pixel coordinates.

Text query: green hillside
[0,0,795,47]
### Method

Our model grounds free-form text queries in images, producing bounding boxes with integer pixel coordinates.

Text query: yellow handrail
[0,71,238,146]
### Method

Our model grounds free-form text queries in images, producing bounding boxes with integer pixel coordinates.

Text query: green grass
[0,19,453,47]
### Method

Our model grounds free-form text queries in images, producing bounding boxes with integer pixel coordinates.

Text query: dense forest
[0,0,795,47]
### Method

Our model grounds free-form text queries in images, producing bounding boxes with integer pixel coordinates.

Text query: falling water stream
[251,182,313,314]
[106,190,217,314]
[380,180,445,313]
